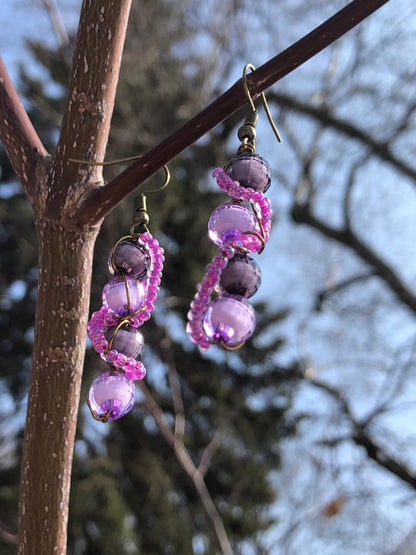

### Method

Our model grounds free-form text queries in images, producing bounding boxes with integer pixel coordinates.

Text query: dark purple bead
[108,239,150,280]
[208,202,256,246]
[88,370,136,420]
[226,153,271,193]
[104,325,144,359]
[203,296,256,347]
[218,254,261,298]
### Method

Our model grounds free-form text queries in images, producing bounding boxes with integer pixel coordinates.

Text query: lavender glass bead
[88,370,136,420]
[203,296,256,347]
[108,239,150,280]
[219,253,261,298]
[208,202,256,246]
[104,325,144,359]
[226,153,271,193]
[102,276,146,316]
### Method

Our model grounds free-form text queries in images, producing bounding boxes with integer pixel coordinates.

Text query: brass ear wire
[69,154,170,197]
[130,165,170,235]
[241,63,282,146]
[70,154,147,166]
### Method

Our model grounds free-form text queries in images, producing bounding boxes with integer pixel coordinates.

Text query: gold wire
[107,317,133,351]
[122,275,132,313]
[110,234,138,274]
[69,155,171,193]
[87,398,111,423]
[69,154,144,166]
[219,339,246,351]
[242,230,266,254]
[242,63,282,143]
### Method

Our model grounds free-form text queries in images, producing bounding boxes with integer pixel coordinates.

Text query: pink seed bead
[115,353,127,367]
[106,350,118,364]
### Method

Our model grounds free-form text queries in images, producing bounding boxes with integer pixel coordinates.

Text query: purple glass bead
[218,253,261,298]
[208,202,256,246]
[88,370,136,420]
[226,153,271,193]
[104,325,144,359]
[203,296,256,347]
[108,239,150,280]
[102,276,146,316]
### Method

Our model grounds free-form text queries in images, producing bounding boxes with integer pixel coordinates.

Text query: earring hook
[142,165,170,194]
[129,165,170,235]
[242,63,282,143]
[69,153,170,195]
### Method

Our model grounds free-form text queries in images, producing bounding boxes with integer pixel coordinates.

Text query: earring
[86,169,169,422]
[186,64,280,351]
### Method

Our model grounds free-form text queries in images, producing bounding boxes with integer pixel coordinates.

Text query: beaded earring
[86,171,168,422]
[186,64,281,351]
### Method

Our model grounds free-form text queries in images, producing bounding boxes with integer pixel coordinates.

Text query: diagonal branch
[315,271,375,311]
[0,56,48,204]
[291,202,416,315]
[306,375,416,489]
[138,381,233,555]
[76,0,390,226]
[269,92,416,184]
[161,336,185,439]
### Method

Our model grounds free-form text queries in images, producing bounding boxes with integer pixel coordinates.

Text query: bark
[0,56,48,203]
[18,221,98,554]
[10,1,133,552]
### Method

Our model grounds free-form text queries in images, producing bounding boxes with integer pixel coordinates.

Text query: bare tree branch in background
[303,374,416,489]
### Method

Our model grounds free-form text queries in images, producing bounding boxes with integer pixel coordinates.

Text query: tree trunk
[18,220,99,554]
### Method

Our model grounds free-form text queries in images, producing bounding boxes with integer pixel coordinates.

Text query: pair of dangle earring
[186,64,280,351]
[86,175,168,422]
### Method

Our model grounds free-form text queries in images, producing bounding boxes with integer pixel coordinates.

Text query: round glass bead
[226,153,271,193]
[208,202,256,246]
[88,370,136,420]
[104,325,144,359]
[108,239,150,280]
[102,276,146,316]
[218,253,261,298]
[203,296,256,347]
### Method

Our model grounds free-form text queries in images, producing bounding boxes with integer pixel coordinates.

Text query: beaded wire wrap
[88,232,164,381]
[84,168,169,422]
[186,63,280,352]
[186,168,272,351]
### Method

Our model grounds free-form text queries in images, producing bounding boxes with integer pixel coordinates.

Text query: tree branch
[0,519,18,545]
[161,336,186,439]
[306,376,416,489]
[41,0,70,48]
[270,92,416,184]
[291,202,416,315]
[315,272,375,310]
[138,381,233,555]
[76,0,390,226]
[0,56,48,203]
[49,0,133,220]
